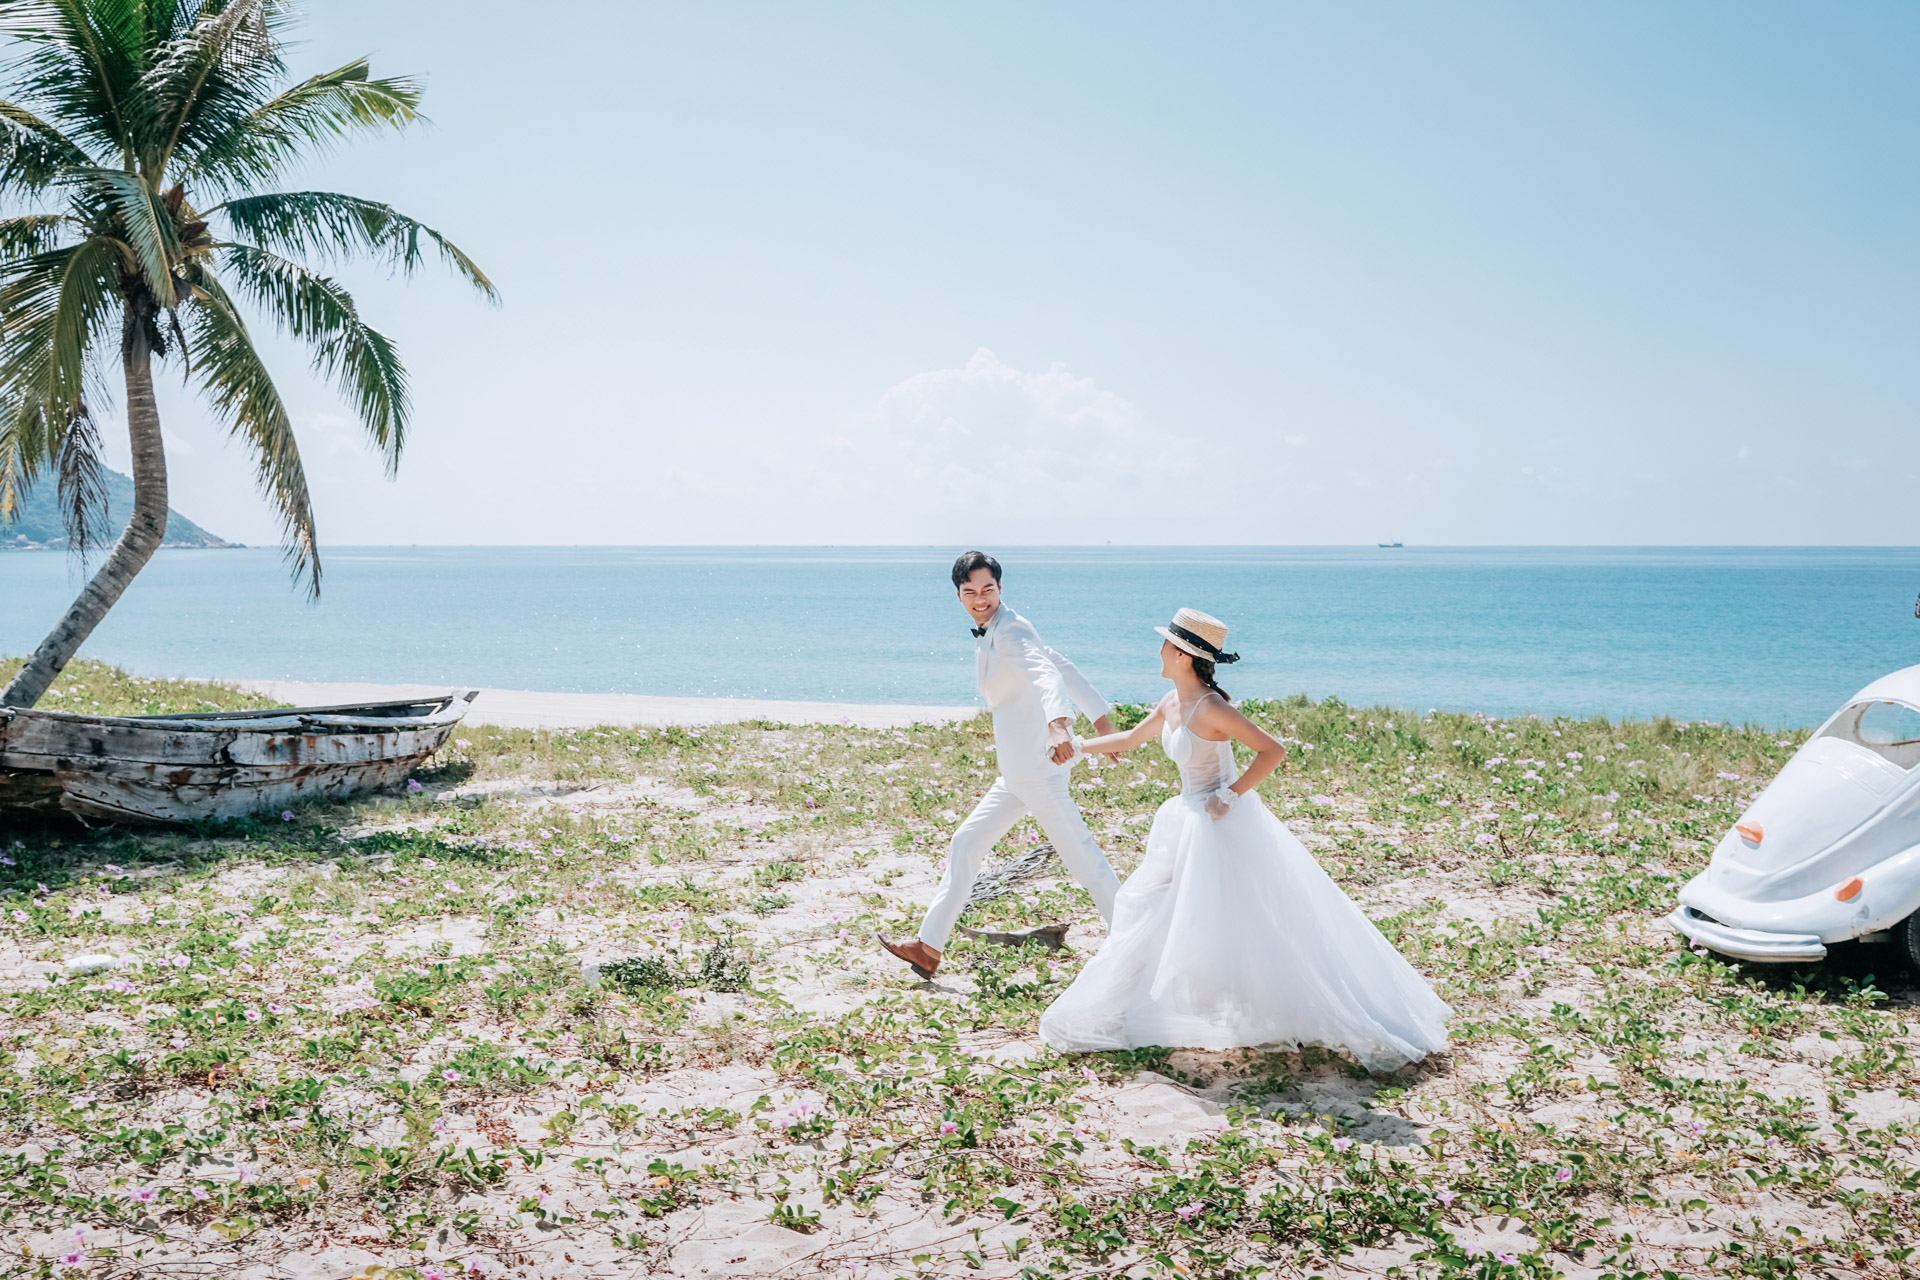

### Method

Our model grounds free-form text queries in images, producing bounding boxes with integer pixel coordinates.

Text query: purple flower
[130,1186,157,1202]
[407,779,424,793]
[1174,1200,1203,1220]
[1331,1136,1352,1152]
[169,953,191,969]
[280,810,294,822]
[443,1068,461,1082]
[9,909,26,923]
[59,1252,83,1267]
[1436,1188,1456,1205]
[1497,1253,1519,1265]
[939,1120,958,1135]
[1555,1166,1572,1183]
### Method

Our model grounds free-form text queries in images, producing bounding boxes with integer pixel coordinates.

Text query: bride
[1039,609,1450,1071]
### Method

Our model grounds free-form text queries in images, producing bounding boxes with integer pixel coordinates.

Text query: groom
[880,551,1122,980]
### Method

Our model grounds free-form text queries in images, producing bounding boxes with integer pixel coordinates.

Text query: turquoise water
[3,546,1917,728]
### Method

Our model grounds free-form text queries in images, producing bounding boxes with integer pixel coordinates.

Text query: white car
[1668,664,1920,967]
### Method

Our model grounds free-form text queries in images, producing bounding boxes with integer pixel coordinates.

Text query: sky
[95,3,1920,547]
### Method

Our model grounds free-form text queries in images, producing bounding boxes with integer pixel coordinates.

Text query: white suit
[918,604,1122,950]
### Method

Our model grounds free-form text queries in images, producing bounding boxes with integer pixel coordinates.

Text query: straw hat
[1156,608,1240,664]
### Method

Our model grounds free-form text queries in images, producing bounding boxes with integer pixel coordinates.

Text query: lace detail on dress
[1163,694,1239,798]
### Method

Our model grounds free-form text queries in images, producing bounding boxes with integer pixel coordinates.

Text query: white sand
[231,678,980,731]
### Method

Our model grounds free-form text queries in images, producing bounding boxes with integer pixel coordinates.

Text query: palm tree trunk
[0,308,169,709]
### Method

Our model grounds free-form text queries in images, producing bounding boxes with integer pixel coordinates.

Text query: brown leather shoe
[877,934,940,980]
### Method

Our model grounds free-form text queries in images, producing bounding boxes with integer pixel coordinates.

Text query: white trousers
[917,771,1121,951]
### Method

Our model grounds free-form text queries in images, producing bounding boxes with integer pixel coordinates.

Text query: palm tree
[0,0,494,708]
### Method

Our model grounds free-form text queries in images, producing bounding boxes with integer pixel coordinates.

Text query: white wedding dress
[1039,694,1451,1070]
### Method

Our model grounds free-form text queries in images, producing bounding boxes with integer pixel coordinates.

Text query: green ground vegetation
[0,659,283,717]
[0,663,1913,1279]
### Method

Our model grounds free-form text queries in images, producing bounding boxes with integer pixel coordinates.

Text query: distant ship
[1377,541,1404,548]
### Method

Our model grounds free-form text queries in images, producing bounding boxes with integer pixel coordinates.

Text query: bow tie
[971,625,987,637]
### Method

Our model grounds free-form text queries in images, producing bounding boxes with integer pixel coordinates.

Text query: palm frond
[0,212,73,259]
[214,189,496,299]
[66,165,177,302]
[0,98,93,194]
[0,402,30,522]
[182,58,421,191]
[141,0,288,175]
[0,236,122,448]
[0,234,121,540]
[182,269,320,593]
[0,0,148,164]
[214,241,409,469]
[54,392,104,550]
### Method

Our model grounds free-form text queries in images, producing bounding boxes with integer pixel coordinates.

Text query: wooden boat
[0,691,477,824]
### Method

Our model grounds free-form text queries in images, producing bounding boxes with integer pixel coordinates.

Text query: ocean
[3,546,1917,729]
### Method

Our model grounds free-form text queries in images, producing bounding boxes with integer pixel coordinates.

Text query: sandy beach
[3,661,1911,1277]
[233,678,980,731]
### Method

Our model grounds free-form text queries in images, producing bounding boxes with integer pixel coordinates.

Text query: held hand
[1091,715,1123,762]
[1204,787,1238,821]
[1047,718,1076,765]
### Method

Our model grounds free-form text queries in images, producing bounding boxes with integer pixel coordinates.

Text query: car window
[1824,700,1920,769]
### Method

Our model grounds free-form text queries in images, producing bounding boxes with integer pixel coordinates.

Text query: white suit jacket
[975,604,1109,780]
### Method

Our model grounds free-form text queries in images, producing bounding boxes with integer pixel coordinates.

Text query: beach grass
[4,664,1914,1278]
[0,658,286,718]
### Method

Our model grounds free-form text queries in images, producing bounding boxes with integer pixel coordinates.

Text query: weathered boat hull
[0,692,477,824]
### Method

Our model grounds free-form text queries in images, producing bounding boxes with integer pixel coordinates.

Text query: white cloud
[851,349,1195,534]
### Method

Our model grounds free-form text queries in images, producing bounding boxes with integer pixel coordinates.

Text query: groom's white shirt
[975,604,1109,780]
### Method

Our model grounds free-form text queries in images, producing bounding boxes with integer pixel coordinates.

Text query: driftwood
[952,843,1073,950]
[0,692,476,824]
[954,922,1070,950]
[964,842,1060,907]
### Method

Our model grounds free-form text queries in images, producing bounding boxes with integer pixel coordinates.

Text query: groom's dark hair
[951,550,1002,589]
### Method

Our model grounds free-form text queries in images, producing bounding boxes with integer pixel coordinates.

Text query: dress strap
[1176,689,1222,728]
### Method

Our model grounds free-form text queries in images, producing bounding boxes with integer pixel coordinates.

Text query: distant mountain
[1,469,235,550]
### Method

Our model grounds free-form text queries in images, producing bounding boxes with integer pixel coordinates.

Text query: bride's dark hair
[1190,654,1230,703]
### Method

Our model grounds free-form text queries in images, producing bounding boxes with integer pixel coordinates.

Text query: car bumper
[1665,906,1828,963]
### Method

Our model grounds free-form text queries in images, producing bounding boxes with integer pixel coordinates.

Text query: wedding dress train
[1039,695,1450,1070]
